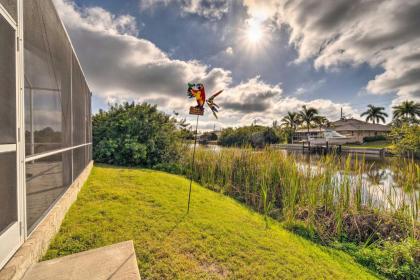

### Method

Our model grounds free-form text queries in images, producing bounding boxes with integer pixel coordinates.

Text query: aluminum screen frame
[23,0,92,234]
[0,0,17,21]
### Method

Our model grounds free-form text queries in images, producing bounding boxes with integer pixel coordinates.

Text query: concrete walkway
[22,241,140,280]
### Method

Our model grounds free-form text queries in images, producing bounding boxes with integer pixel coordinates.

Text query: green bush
[93,102,182,167]
[390,124,420,157]
[363,135,387,142]
[351,239,420,280]
[218,126,280,147]
[289,223,420,280]
[199,132,218,144]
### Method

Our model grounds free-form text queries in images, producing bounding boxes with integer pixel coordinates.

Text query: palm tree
[392,100,420,123]
[313,116,330,131]
[281,112,301,143]
[298,105,319,140]
[360,105,388,124]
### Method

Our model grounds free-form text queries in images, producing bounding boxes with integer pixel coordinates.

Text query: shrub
[389,124,420,157]
[286,221,420,279]
[93,102,182,167]
[352,239,420,280]
[218,126,280,147]
[199,132,218,144]
[363,135,387,142]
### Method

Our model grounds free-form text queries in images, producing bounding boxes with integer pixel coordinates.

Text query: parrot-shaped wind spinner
[186,83,224,213]
[187,83,223,119]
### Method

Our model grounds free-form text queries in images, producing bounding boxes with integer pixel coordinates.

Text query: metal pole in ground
[187,115,199,213]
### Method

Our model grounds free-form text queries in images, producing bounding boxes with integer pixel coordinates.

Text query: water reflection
[195,144,419,215]
[366,168,386,186]
[292,151,419,216]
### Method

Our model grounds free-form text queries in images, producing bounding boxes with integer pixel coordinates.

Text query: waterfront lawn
[345,140,392,149]
[44,165,378,279]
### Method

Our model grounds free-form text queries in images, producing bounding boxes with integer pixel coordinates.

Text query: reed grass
[180,147,419,241]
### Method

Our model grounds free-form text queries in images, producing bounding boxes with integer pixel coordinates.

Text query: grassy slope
[45,165,378,279]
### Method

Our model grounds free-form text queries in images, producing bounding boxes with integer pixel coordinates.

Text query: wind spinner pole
[186,83,223,213]
[187,114,200,213]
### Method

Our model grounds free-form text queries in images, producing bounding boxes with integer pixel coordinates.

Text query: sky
[53,0,420,130]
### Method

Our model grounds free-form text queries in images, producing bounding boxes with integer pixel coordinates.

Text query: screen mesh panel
[86,92,92,143]
[85,145,90,166]
[23,0,92,233]
[25,88,62,154]
[24,0,72,155]
[88,144,92,163]
[41,0,72,148]
[72,56,87,146]
[0,0,17,21]
[26,151,72,232]
[24,0,58,93]
[0,152,17,233]
[0,15,16,144]
[73,146,86,180]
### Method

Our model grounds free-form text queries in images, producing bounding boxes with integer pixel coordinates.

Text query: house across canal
[294,118,391,144]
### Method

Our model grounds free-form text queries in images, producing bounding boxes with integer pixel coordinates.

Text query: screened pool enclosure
[0,0,92,269]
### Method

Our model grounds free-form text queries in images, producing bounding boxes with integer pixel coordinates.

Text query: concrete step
[22,241,140,280]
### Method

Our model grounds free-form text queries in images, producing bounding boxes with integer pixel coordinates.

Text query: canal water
[196,144,419,215]
[286,151,418,212]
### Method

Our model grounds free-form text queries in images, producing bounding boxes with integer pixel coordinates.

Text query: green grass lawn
[44,165,378,279]
[345,140,392,149]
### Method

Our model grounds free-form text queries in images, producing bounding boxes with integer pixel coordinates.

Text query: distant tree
[34,127,61,143]
[176,118,194,140]
[263,127,279,145]
[360,104,388,124]
[199,132,218,144]
[218,125,280,147]
[392,100,420,124]
[360,105,388,124]
[298,106,319,140]
[313,116,330,131]
[177,117,189,129]
[281,112,301,144]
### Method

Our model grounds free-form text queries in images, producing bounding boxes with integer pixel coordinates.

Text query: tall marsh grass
[181,147,419,241]
[169,146,420,279]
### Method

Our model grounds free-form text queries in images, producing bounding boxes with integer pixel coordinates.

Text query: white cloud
[220,76,282,113]
[53,0,231,108]
[204,77,358,127]
[243,0,278,21]
[53,0,360,129]
[54,0,139,36]
[225,46,234,55]
[140,0,229,20]
[293,79,325,96]
[243,0,420,101]
[235,97,358,127]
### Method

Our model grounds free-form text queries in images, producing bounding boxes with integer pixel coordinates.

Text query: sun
[239,17,270,53]
[246,20,263,44]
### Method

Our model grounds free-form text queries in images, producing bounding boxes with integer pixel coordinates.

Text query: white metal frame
[25,143,92,163]
[0,0,25,270]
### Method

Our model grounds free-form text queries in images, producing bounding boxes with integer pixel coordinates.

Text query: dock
[272,143,387,157]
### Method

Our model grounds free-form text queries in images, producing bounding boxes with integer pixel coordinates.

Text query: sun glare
[246,20,263,44]
[239,17,270,54]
